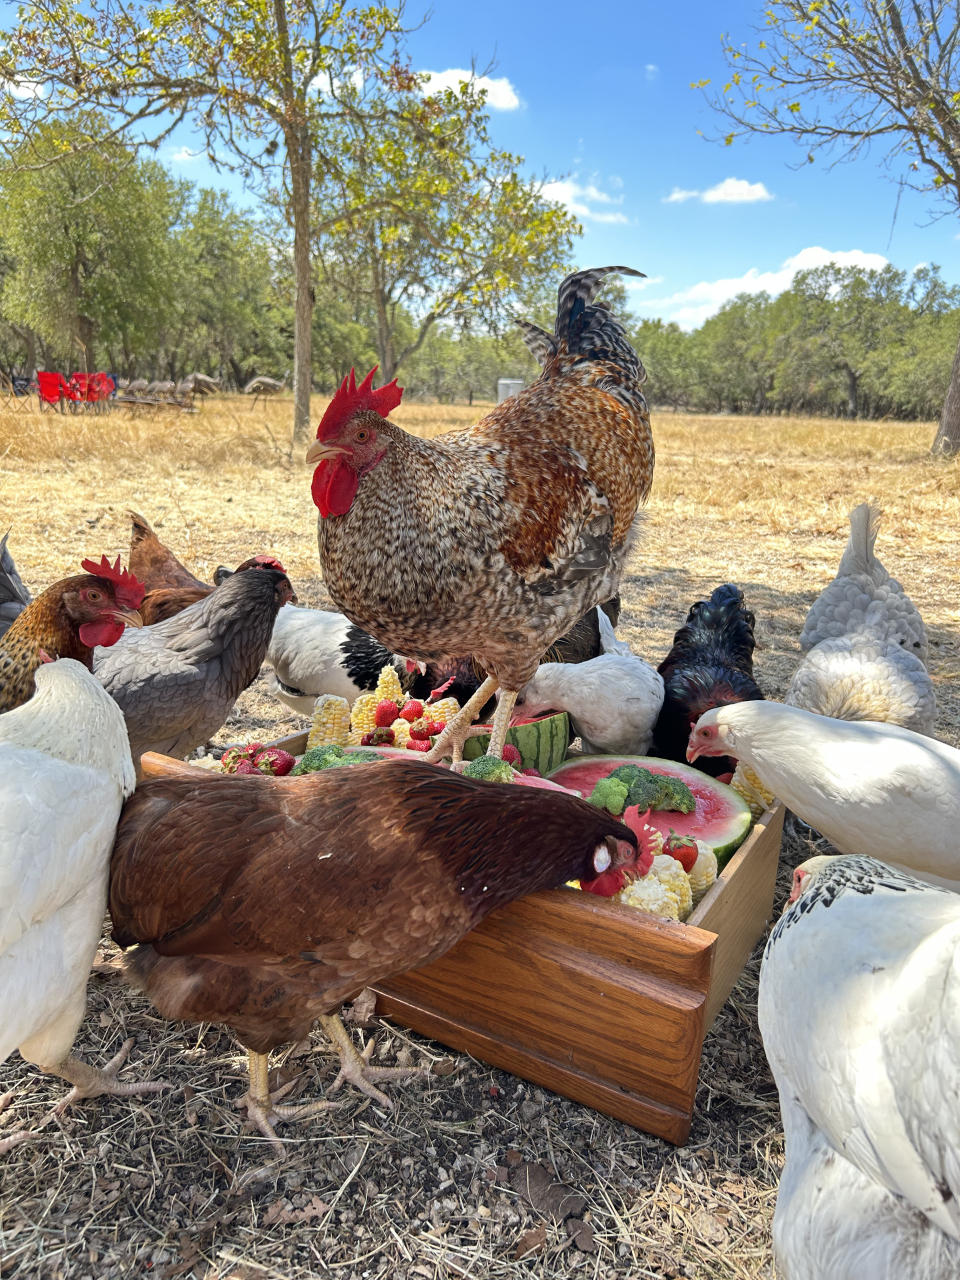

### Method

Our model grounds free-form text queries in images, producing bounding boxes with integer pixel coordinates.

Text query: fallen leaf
[513,1224,547,1259]
[565,1218,596,1254]
[508,1161,586,1220]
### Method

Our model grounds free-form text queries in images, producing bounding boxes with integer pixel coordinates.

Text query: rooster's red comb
[79,554,145,610]
[315,366,403,441]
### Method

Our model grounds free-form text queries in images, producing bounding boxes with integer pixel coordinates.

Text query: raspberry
[399,699,424,722]
[375,699,399,727]
[522,767,542,778]
[361,728,395,746]
[501,744,522,768]
[406,738,432,752]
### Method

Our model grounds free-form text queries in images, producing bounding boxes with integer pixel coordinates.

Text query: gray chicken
[0,531,30,640]
[94,567,294,771]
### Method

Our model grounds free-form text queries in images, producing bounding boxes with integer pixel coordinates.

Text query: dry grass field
[0,393,958,1280]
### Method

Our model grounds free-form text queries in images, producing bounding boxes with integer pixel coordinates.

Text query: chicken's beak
[305,440,348,466]
[686,739,702,763]
[112,607,144,629]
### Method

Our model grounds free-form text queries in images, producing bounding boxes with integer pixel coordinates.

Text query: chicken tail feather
[838,502,883,577]
[552,266,647,390]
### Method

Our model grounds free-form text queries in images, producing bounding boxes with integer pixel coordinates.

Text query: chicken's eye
[86,589,103,603]
[355,428,369,442]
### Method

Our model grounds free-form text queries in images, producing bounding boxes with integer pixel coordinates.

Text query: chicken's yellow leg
[484,688,520,760]
[423,675,499,764]
[241,1048,338,1160]
[318,1013,427,1107]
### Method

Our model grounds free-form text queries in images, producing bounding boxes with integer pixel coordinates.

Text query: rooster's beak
[305,440,348,466]
[112,607,144,629]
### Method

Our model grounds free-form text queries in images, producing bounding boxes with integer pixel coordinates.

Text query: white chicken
[799,503,928,663]
[0,659,165,1153]
[759,855,960,1279]
[786,633,936,735]
[513,649,664,755]
[688,700,960,889]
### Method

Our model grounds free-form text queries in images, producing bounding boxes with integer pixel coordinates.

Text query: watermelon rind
[546,754,753,868]
[462,711,570,774]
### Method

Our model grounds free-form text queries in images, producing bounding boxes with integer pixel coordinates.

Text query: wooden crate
[141,737,784,1145]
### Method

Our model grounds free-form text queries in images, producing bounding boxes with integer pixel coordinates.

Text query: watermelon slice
[462,711,570,774]
[546,754,752,868]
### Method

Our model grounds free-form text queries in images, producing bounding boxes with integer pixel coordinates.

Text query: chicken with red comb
[0,555,144,713]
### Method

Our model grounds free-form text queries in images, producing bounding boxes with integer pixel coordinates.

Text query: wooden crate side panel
[374,989,696,1146]
[692,804,784,1028]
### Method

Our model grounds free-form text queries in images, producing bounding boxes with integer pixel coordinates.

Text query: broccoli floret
[587,776,630,816]
[626,769,665,811]
[292,744,347,774]
[652,775,696,814]
[462,755,517,784]
[608,764,644,787]
[343,749,381,764]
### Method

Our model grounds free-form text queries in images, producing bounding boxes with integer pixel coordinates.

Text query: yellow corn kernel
[349,693,379,736]
[617,873,679,921]
[374,664,404,706]
[688,843,718,906]
[390,719,412,748]
[307,694,351,749]
[651,854,693,921]
[425,696,460,726]
[346,727,366,746]
[731,762,776,820]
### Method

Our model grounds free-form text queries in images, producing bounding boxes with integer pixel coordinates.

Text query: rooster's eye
[87,590,102,603]
[355,429,369,442]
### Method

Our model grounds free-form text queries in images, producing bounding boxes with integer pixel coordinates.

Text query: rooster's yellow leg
[484,688,520,760]
[318,1013,427,1108]
[423,675,499,764]
[241,1049,338,1159]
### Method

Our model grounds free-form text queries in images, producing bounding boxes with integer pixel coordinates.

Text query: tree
[0,115,183,372]
[701,0,960,452]
[0,0,408,436]
[311,77,579,381]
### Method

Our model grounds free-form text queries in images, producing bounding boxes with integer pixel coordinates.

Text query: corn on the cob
[307,694,351,749]
[390,718,413,748]
[374,664,404,706]
[688,842,718,906]
[731,762,776,820]
[426,695,460,726]
[349,692,379,737]
[651,854,693,920]
[617,873,680,921]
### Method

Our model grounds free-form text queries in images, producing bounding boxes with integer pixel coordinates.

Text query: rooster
[306,266,653,763]
[0,659,165,1154]
[0,555,145,714]
[651,583,764,780]
[109,760,640,1157]
[94,567,295,773]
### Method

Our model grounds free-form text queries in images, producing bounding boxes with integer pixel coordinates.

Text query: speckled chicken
[306,266,654,762]
[0,555,145,713]
[94,567,295,772]
[800,503,928,663]
[109,760,639,1156]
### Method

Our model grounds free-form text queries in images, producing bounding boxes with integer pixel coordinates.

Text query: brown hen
[109,760,638,1156]
[0,555,144,713]
[306,266,654,762]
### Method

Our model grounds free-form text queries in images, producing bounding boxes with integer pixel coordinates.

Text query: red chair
[37,371,82,412]
[68,372,113,412]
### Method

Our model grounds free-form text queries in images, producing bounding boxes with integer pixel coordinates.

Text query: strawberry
[220,742,263,773]
[426,720,446,735]
[374,699,399,728]
[252,747,296,777]
[399,699,424,722]
[664,830,699,874]
[501,744,522,768]
[408,717,434,741]
[234,759,259,775]
[405,738,432,752]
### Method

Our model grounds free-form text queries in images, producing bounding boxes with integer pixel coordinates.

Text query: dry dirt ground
[0,396,958,1279]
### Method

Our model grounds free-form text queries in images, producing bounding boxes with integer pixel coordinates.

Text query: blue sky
[164,0,960,330]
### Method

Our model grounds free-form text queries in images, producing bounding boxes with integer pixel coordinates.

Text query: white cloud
[641,246,890,329]
[7,79,46,100]
[420,69,521,111]
[663,177,774,205]
[168,146,202,164]
[541,176,628,224]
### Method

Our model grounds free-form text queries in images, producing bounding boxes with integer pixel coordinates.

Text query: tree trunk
[289,123,314,440]
[931,330,960,457]
[843,364,858,418]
